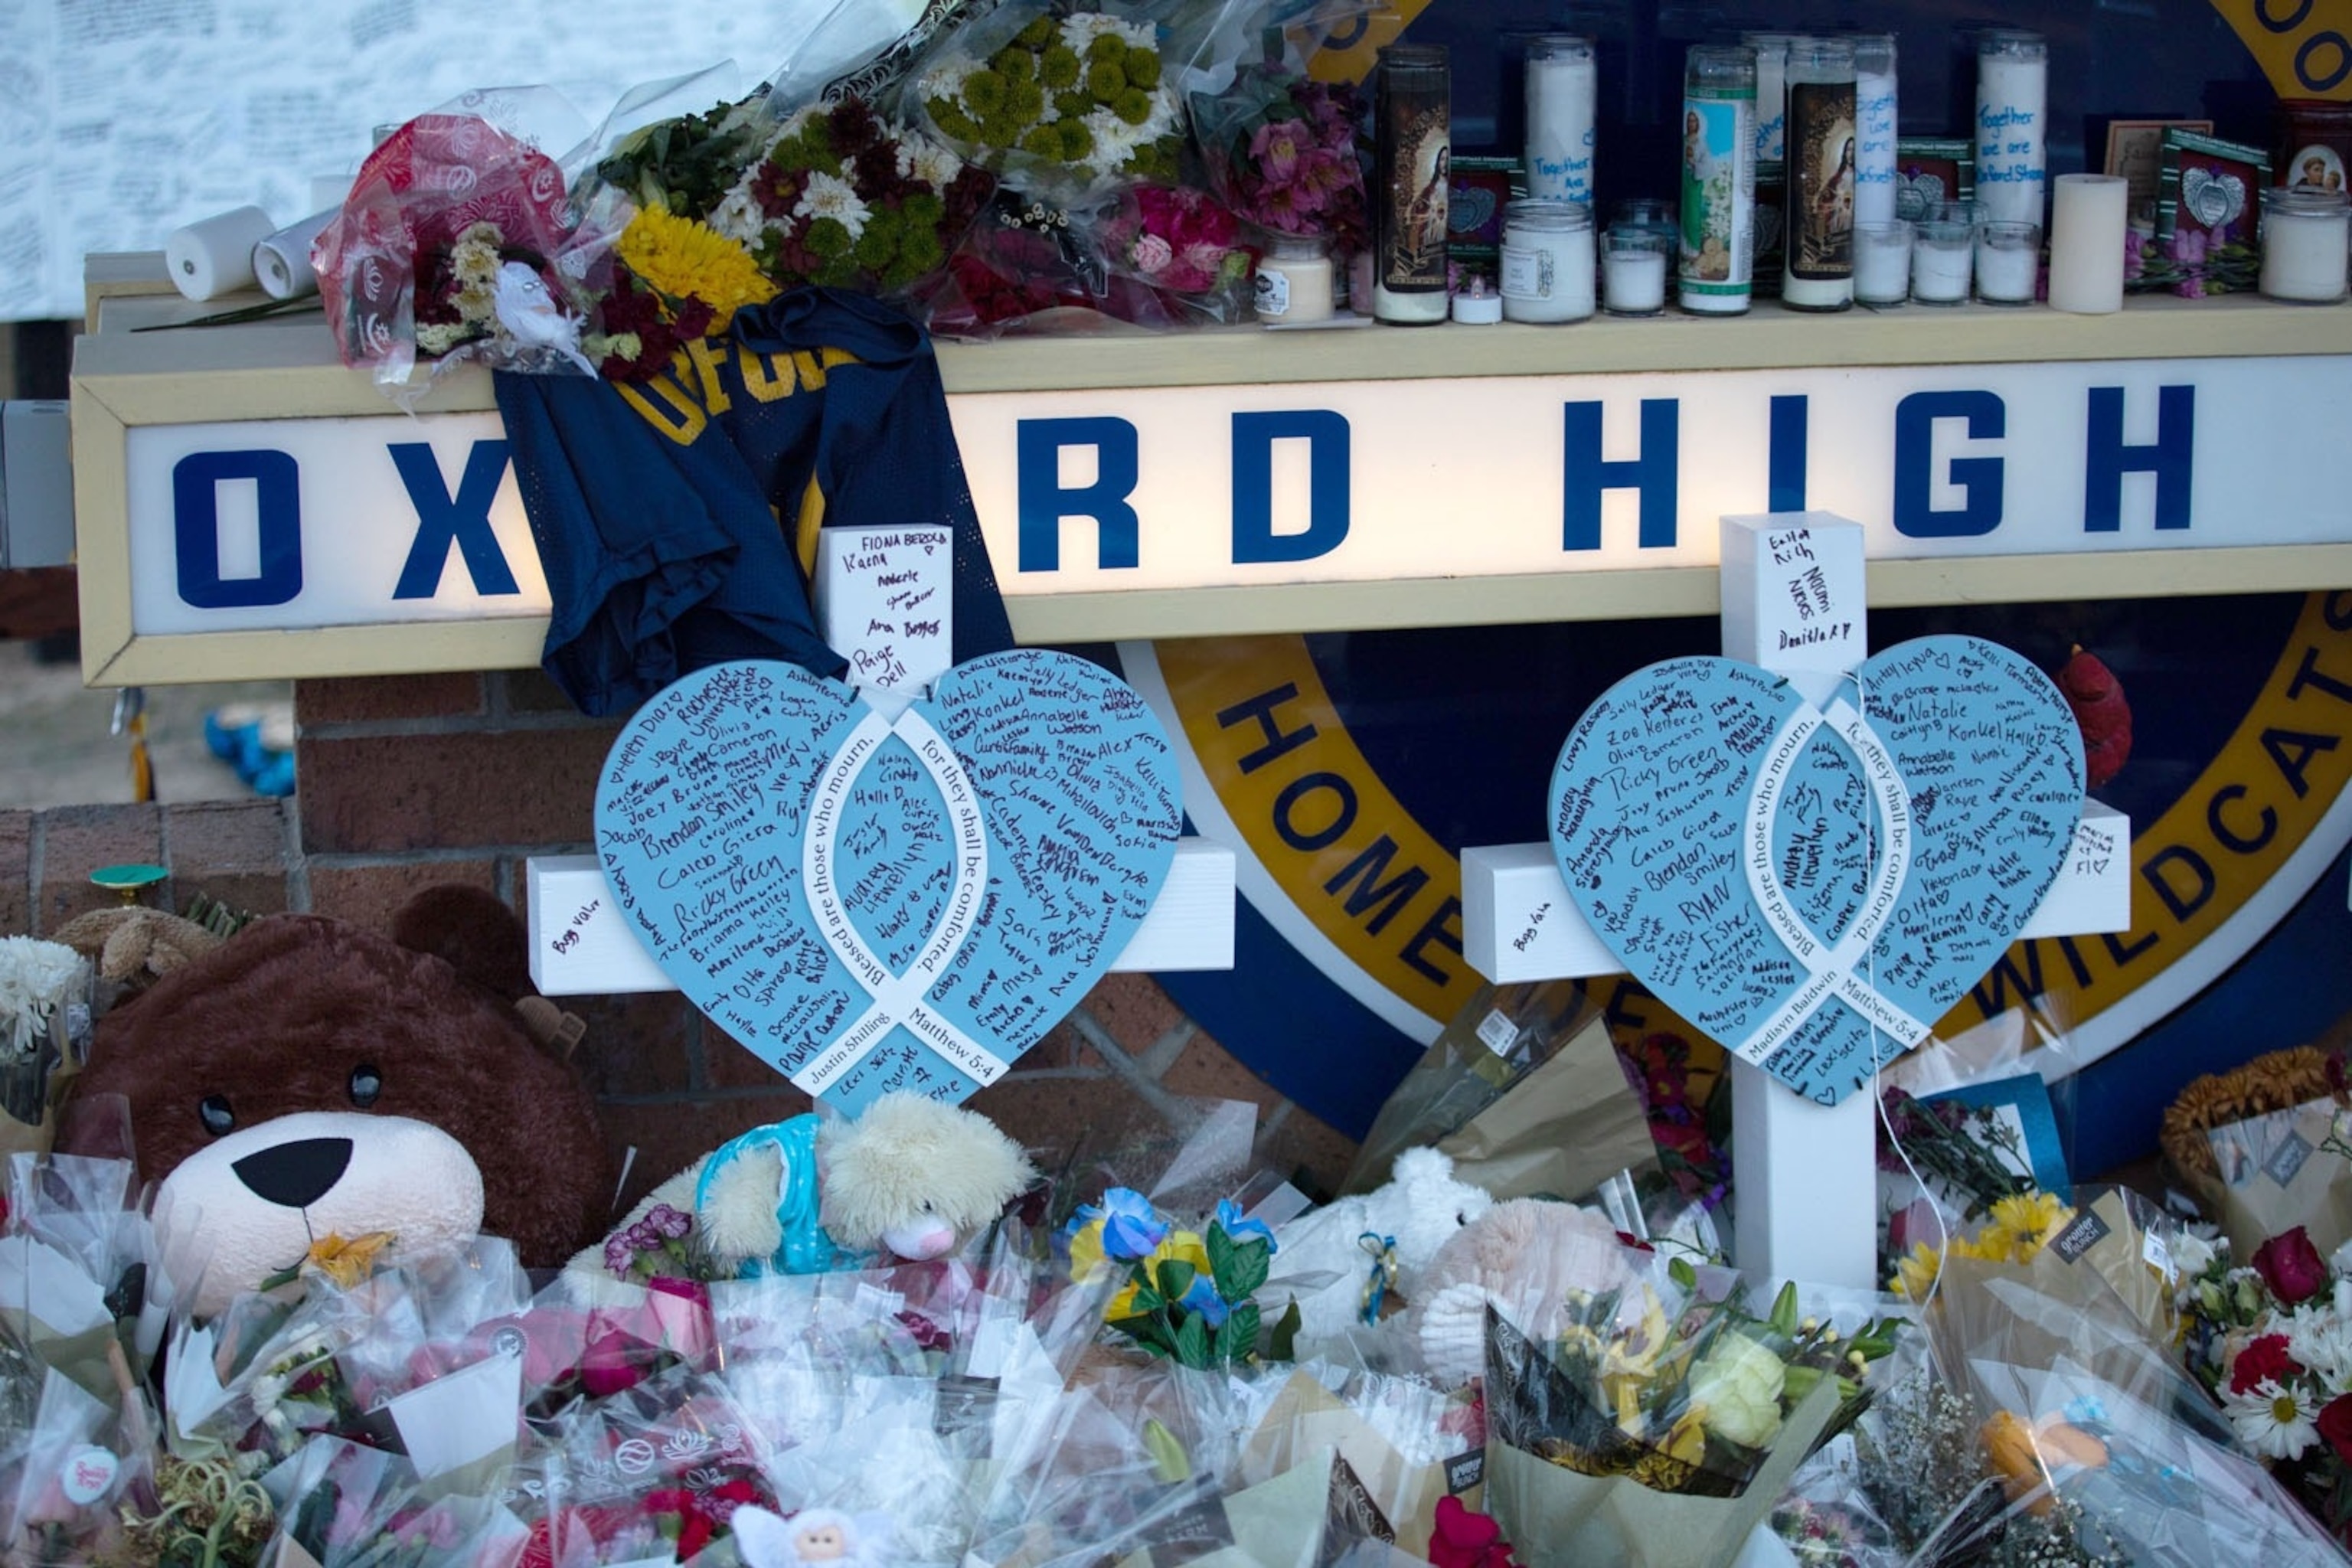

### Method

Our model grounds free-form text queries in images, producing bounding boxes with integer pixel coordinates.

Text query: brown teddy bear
[62,885,611,1315]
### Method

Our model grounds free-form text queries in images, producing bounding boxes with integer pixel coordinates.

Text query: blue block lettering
[1016,417,1140,572]
[2083,385,2194,533]
[390,441,521,599]
[173,449,302,609]
[1562,399,1679,550]
[1893,390,2005,537]
[1767,394,1808,512]
[1232,410,1350,564]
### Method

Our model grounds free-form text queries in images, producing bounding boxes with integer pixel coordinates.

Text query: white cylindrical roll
[1975,32,2047,226]
[2047,173,2128,313]
[1853,34,1899,227]
[165,206,276,300]
[253,208,340,301]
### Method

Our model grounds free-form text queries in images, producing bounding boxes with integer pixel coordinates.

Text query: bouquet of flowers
[1099,185,1256,323]
[0,938,88,1143]
[909,2,1185,196]
[702,96,998,298]
[1187,58,1367,256]
[1067,1188,1290,1368]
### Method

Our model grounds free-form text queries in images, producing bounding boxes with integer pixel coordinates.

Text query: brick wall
[6,668,1361,1214]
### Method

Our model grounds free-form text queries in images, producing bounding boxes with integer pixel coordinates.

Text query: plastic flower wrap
[266,1436,531,1568]
[534,1364,779,1563]
[701,95,997,297]
[315,111,598,388]
[907,2,1185,198]
[1187,59,1367,256]
[1067,1189,1289,1368]
[1099,185,1257,323]
[0,1361,156,1567]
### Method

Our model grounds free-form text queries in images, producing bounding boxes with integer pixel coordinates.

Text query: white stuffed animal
[1264,1147,1496,1354]
[1410,1197,1635,1387]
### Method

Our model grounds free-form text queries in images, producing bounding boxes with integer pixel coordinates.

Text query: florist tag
[1547,635,2082,1105]
[60,1446,116,1506]
[596,650,1181,1111]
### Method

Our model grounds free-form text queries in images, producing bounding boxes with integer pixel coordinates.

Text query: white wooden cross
[525,524,1237,996]
[1460,512,2131,1289]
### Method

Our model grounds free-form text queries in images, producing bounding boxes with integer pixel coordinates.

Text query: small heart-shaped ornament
[596,650,1181,1111]
[1547,635,2082,1105]
[2180,165,2246,231]
[1449,185,1500,237]
[1895,169,1947,221]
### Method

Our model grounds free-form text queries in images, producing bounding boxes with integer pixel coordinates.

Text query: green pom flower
[854,222,899,271]
[1112,88,1153,126]
[1086,34,1125,63]
[1055,91,1093,121]
[1040,45,1082,90]
[803,216,852,258]
[903,191,945,227]
[1017,15,1056,48]
[1021,125,1064,159]
[899,229,943,276]
[817,256,861,288]
[994,46,1036,83]
[931,102,978,141]
[1086,60,1128,100]
[1060,120,1096,162]
[1005,77,1046,122]
[978,112,1021,149]
[1125,47,1161,90]
[962,68,1007,116]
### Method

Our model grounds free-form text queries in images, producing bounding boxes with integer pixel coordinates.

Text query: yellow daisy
[1890,1239,1943,1302]
[614,207,778,330]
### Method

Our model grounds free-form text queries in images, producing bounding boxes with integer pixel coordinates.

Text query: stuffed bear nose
[231,1137,354,1210]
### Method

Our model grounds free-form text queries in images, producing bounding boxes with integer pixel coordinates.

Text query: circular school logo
[1127,592,2352,1154]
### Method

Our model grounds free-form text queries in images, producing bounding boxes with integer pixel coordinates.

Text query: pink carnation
[1131,232,1174,275]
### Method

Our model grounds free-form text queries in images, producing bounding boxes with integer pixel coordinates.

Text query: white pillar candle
[2046,173,2128,313]
[1854,220,1912,303]
[1911,219,1973,302]
[1525,35,1597,207]
[1853,34,1899,227]
[1975,220,2040,302]
[1975,31,2047,226]
[2260,188,2352,302]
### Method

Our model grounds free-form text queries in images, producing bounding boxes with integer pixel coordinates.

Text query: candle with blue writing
[1374,43,1452,325]
[1525,35,1596,208]
[1975,30,2047,226]
[1743,32,1794,295]
[1783,37,1856,310]
[1851,34,1898,226]
[1678,45,1756,315]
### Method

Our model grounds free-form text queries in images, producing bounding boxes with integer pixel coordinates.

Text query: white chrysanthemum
[2226,1378,2321,1460]
[918,54,978,109]
[706,182,769,248]
[794,170,872,238]
[2285,1302,2352,1394]
[1085,106,1148,176]
[451,235,503,291]
[2172,1230,2216,1279]
[0,937,83,1060]
[898,135,964,190]
[1059,12,1152,50]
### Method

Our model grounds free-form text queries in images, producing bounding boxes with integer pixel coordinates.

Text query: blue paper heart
[1547,635,2084,1105]
[595,650,1182,1111]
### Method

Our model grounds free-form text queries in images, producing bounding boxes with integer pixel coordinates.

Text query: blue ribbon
[1359,1231,1400,1325]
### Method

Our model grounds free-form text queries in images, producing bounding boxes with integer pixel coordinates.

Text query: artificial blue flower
[1076,1187,1170,1261]
[1177,1273,1231,1329]
[1213,1199,1276,1254]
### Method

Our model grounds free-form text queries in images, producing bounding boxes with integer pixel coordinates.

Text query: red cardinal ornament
[2058,646,2132,789]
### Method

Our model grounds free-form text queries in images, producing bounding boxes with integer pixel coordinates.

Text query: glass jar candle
[2259,187,2351,302]
[1374,44,1451,325]
[1974,220,2040,303]
[1679,44,1756,315]
[1975,31,2047,227]
[1525,34,1596,207]
[1501,199,1596,322]
[1783,36,1857,310]
[1255,235,1336,324]
[1911,217,1973,302]
[1851,33,1899,227]
[1602,224,1671,314]
[1853,220,1912,305]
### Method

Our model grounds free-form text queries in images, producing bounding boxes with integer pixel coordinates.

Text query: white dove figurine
[491,261,596,375]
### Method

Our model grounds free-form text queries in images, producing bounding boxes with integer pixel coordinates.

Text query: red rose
[2230,1333,2308,1394]
[2321,1394,2352,1465]
[2254,1227,2331,1305]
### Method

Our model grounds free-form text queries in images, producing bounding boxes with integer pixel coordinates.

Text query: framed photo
[1893,137,1973,221]
[2104,117,2213,220]
[2157,128,2271,245]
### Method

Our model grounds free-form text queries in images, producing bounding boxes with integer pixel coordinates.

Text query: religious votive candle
[2259,186,2351,302]
[1976,31,2047,227]
[1911,217,1973,302]
[1854,220,1912,305]
[1679,44,1757,315]
[1852,33,1899,227]
[1975,220,2040,303]
[1602,224,1671,314]
[2046,173,2128,314]
[1525,35,1597,207]
[1743,31,1795,290]
[1374,44,1452,325]
[1783,36,1857,310]
[1501,199,1597,322]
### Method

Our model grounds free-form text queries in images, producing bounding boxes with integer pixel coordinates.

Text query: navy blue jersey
[494,289,1014,717]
